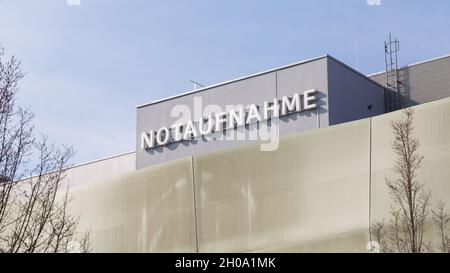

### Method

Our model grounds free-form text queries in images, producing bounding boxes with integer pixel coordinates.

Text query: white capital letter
[246,104,262,124]
[199,117,214,136]
[281,93,301,115]
[215,112,228,132]
[171,123,184,142]
[228,107,245,128]
[263,99,280,120]
[304,89,318,110]
[183,120,199,140]
[156,127,171,146]
[141,131,155,150]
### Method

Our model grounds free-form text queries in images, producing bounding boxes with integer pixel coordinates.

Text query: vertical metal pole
[368,117,373,252]
[191,157,199,253]
[317,107,320,129]
[389,34,393,110]
[395,38,400,109]
[384,40,390,111]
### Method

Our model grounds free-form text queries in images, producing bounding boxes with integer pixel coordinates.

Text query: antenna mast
[191,80,205,91]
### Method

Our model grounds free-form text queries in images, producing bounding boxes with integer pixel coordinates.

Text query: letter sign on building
[141,89,318,150]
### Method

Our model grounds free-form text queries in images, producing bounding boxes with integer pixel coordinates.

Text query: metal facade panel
[67,97,450,252]
[193,119,371,252]
[136,58,330,169]
[70,157,197,253]
[370,56,450,107]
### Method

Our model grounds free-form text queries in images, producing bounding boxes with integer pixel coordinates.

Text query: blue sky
[1,0,450,164]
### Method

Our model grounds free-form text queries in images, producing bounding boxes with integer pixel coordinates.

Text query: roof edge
[367,53,450,77]
[16,150,137,183]
[137,55,328,109]
[326,55,388,90]
[67,150,136,170]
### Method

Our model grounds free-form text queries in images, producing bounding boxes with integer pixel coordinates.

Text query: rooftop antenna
[384,33,401,112]
[190,80,205,91]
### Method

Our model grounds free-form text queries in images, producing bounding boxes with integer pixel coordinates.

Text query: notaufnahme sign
[141,89,318,150]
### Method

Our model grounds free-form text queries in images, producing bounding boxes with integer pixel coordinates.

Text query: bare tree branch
[370,108,449,253]
[0,45,90,253]
[432,200,450,253]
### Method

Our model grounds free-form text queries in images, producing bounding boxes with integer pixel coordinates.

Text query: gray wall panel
[327,57,385,125]
[370,55,450,108]
[136,71,277,169]
[136,57,331,169]
[137,56,387,169]
[276,57,329,135]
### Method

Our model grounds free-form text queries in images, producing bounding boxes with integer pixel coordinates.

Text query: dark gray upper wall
[327,57,385,125]
[369,55,450,107]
